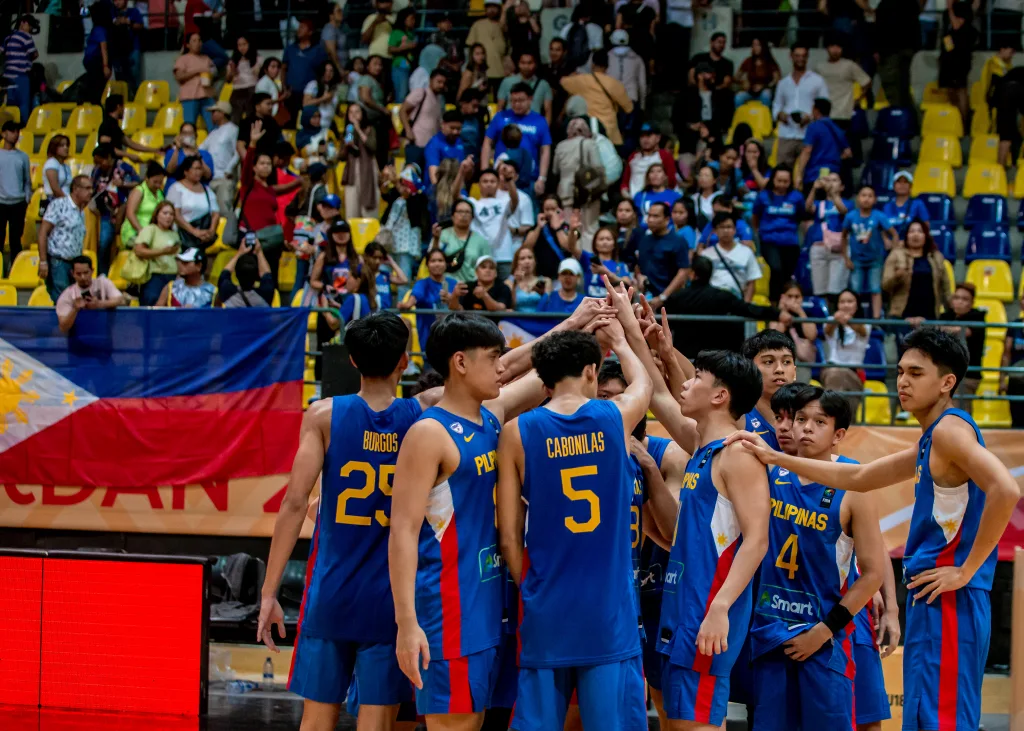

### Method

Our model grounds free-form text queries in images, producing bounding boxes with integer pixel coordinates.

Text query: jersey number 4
[562,466,600,533]
[775,533,800,580]
[336,460,395,527]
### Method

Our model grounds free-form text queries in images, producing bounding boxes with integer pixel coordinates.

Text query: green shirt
[358,75,386,120]
[132,224,180,275]
[439,228,491,283]
[496,75,553,116]
[387,29,416,68]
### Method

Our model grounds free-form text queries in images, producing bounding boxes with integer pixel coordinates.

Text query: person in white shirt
[698,212,762,300]
[771,45,829,167]
[199,101,240,244]
[468,164,521,281]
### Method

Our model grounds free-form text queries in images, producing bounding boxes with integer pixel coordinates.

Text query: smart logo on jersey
[662,560,685,593]
[478,544,503,582]
[756,584,820,622]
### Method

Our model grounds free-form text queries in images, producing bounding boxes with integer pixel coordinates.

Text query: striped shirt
[3,31,35,82]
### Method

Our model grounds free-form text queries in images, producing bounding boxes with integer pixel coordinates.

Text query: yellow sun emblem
[0,358,39,434]
[940,518,959,536]
[716,532,728,547]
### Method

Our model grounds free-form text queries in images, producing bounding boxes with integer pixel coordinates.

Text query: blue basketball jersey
[518,399,640,668]
[746,408,780,452]
[658,439,753,676]
[833,455,877,648]
[638,436,673,633]
[300,395,423,643]
[415,406,504,659]
[751,465,854,660]
[906,408,996,591]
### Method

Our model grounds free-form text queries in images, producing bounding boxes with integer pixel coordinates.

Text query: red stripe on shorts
[693,540,738,674]
[447,656,473,714]
[937,524,962,731]
[694,671,717,724]
[439,514,463,658]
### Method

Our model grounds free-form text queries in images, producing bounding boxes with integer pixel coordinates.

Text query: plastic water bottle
[262,657,274,689]
[226,680,258,694]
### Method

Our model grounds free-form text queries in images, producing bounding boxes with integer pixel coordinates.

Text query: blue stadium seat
[1017,201,1024,232]
[811,339,826,381]
[918,193,955,229]
[803,296,830,320]
[932,227,958,261]
[795,248,813,294]
[875,107,918,139]
[871,135,913,166]
[964,195,1009,230]
[864,336,887,381]
[965,225,1011,263]
[860,162,896,193]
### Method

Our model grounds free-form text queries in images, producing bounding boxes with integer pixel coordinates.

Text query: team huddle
[258,283,1020,731]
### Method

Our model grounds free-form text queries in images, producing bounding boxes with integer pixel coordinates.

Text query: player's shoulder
[931,409,982,450]
[304,396,334,426]
[405,412,452,442]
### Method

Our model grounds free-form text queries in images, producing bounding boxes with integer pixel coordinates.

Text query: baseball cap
[2,120,22,132]
[319,193,342,210]
[209,100,232,116]
[330,219,352,235]
[558,258,583,277]
[399,165,423,194]
[639,122,659,135]
[475,254,497,268]
[610,30,629,46]
[484,0,502,5]
[893,170,914,184]
[177,247,206,264]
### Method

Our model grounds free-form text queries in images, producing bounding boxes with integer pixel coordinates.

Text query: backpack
[573,138,607,206]
[589,120,623,187]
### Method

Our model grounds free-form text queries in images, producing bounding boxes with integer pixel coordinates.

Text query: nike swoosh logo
[755,430,770,436]
[463,434,475,443]
[774,479,790,486]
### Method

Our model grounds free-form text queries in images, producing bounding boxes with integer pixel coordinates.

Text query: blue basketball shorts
[415,645,499,716]
[661,660,731,727]
[488,634,519,709]
[902,587,990,731]
[288,634,410,706]
[751,636,855,731]
[853,640,891,724]
[642,633,665,692]
[511,655,647,731]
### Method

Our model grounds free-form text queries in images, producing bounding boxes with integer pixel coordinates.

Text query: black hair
[410,368,445,397]
[426,313,506,380]
[768,163,794,193]
[395,6,416,29]
[648,201,671,218]
[598,360,626,387]
[478,168,499,180]
[690,255,713,284]
[92,143,115,160]
[509,81,534,97]
[364,240,387,259]
[711,31,726,41]
[273,140,295,160]
[532,331,603,389]
[174,154,204,181]
[231,34,259,68]
[346,312,411,378]
[712,211,735,230]
[792,386,852,431]
[442,110,463,124]
[770,381,813,418]
[692,349,763,418]
[257,57,279,82]
[902,327,969,391]
[179,121,197,134]
[235,253,259,290]
[430,68,447,80]
[71,254,93,269]
[814,97,832,117]
[145,161,166,178]
[591,49,609,68]
[549,37,566,50]
[104,94,124,114]
[791,43,810,53]
[742,329,796,361]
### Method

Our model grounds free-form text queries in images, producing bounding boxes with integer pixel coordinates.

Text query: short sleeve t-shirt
[459,280,513,311]
[97,117,126,151]
[843,209,891,264]
[54,276,122,319]
[166,182,214,222]
[484,110,552,182]
[637,229,691,295]
[174,53,214,100]
[882,197,930,238]
[703,242,762,297]
[579,252,631,297]
[497,75,554,115]
[42,158,72,197]
[803,119,848,181]
[361,13,396,58]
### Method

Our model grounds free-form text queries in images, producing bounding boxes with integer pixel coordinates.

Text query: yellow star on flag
[63,390,79,407]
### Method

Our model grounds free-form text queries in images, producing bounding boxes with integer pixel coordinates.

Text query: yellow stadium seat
[872,83,889,110]
[108,250,131,290]
[966,259,1014,303]
[768,136,779,167]
[962,163,1008,197]
[921,105,964,137]
[68,104,103,133]
[282,129,296,147]
[7,250,41,289]
[944,259,955,296]
[918,135,962,168]
[0,282,16,305]
[272,289,281,307]
[56,80,73,94]
[209,250,235,283]
[15,128,34,156]
[22,189,44,246]
[219,83,233,102]
[912,163,956,197]
[27,284,52,306]
[350,218,381,254]
[278,251,296,292]
[971,103,994,136]
[131,129,165,160]
[752,294,771,307]
[69,157,89,176]
[973,384,1011,427]
[1014,169,1024,199]
[0,105,20,123]
[121,103,146,135]
[920,81,951,109]
[30,158,43,190]
[136,80,171,110]
[204,217,230,255]
[755,257,770,299]
[103,80,128,103]
[729,101,773,140]
[469,183,481,200]
[970,80,987,110]
[975,298,1008,341]
[981,339,1004,383]
[862,380,892,425]
[25,105,61,135]
[389,104,403,134]
[968,134,999,165]
[152,103,185,135]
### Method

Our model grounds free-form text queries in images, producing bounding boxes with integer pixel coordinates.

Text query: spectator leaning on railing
[941,282,987,406]
[39,175,93,302]
[56,255,124,334]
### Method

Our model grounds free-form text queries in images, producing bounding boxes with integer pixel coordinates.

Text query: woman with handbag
[128,201,181,306]
[805,172,851,301]
[167,156,220,251]
[121,162,167,248]
[339,104,379,219]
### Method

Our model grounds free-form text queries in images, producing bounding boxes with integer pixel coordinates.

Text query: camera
[438,217,454,230]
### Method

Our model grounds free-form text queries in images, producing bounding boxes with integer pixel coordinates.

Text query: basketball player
[388,304,611,731]
[257,312,443,731]
[741,331,798,451]
[495,310,653,729]
[728,328,1020,731]
[770,383,901,731]
[749,386,886,730]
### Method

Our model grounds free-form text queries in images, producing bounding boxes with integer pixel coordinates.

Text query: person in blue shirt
[82,5,111,105]
[842,185,898,318]
[537,258,586,313]
[669,198,699,252]
[633,163,681,221]
[752,165,805,302]
[282,19,327,123]
[579,226,632,297]
[883,170,930,240]
[163,122,214,192]
[803,172,853,298]
[398,248,459,364]
[457,89,487,163]
[424,111,466,188]
[363,240,409,310]
[481,82,553,195]
[637,202,691,309]
[111,0,144,97]
[794,98,851,194]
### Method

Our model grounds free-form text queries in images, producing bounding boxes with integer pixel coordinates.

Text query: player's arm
[485,370,547,424]
[876,546,901,657]
[415,386,445,410]
[697,443,770,658]
[907,418,1021,602]
[605,317,654,437]
[784,492,884,661]
[646,442,687,542]
[496,419,527,584]
[726,431,918,493]
[389,419,448,688]
[634,440,674,551]
[257,400,329,651]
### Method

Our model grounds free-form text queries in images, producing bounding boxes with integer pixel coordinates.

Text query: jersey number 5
[775,533,800,580]
[336,461,395,527]
[562,466,600,533]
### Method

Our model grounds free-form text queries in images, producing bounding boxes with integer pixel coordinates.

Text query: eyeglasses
[454,209,472,216]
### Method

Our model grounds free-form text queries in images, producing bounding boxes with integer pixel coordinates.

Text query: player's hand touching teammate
[723,429,778,464]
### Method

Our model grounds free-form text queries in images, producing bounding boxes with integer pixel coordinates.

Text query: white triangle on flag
[0,336,98,454]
